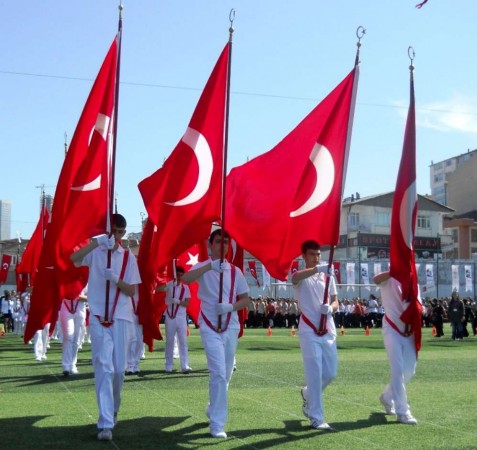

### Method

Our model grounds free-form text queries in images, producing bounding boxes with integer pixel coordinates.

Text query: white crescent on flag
[71,113,110,192]
[2,263,9,270]
[399,181,417,249]
[290,143,335,217]
[165,127,213,206]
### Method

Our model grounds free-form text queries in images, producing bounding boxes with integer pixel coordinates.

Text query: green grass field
[1,326,476,450]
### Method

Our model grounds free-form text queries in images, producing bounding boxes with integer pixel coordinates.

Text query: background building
[0,200,12,240]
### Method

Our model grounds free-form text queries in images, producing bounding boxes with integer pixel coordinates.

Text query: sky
[2,0,477,239]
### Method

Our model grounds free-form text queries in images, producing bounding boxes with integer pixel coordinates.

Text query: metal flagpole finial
[229,8,235,42]
[408,46,415,72]
[355,26,366,66]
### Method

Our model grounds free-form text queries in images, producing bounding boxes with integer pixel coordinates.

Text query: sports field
[1,327,476,449]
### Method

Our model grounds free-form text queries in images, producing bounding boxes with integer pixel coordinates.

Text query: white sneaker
[71,367,79,375]
[311,421,332,431]
[97,428,113,441]
[210,427,227,438]
[398,414,417,425]
[379,394,396,415]
[34,356,42,361]
[41,355,47,360]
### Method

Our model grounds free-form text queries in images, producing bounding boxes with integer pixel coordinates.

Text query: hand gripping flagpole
[317,26,365,337]
[103,2,123,325]
[217,9,235,332]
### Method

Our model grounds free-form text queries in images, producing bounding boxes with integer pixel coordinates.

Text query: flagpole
[317,26,364,336]
[104,2,123,324]
[217,10,235,331]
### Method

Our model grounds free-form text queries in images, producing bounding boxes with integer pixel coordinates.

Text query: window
[452,229,459,243]
[376,211,390,226]
[471,229,477,243]
[348,212,359,228]
[417,216,431,229]
[434,173,444,183]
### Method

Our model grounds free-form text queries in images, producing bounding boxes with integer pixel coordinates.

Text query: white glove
[215,303,234,315]
[211,259,226,273]
[104,268,119,284]
[97,234,115,250]
[316,263,334,276]
[171,298,181,305]
[320,303,334,315]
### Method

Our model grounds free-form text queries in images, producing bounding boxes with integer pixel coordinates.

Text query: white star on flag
[186,252,199,267]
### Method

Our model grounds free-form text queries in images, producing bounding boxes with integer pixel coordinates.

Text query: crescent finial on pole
[229,8,235,42]
[354,26,366,66]
[408,46,415,72]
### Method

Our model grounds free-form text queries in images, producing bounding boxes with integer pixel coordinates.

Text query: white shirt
[377,276,411,334]
[294,272,338,336]
[81,245,141,322]
[165,281,190,320]
[194,259,249,330]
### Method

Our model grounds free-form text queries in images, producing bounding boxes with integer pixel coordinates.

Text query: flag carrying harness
[96,250,129,327]
[201,265,236,333]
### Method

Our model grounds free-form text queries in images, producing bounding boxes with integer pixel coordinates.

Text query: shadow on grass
[0,412,394,450]
[331,411,390,431]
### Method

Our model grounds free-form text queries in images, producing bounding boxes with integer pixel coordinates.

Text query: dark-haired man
[71,213,141,441]
[292,240,337,431]
[182,229,249,439]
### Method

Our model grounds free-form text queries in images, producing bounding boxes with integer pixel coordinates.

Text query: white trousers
[90,316,132,430]
[299,330,337,423]
[127,316,144,370]
[59,303,86,371]
[165,315,189,371]
[33,323,50,359]
[200,325,239,430]
[381,323,417,415]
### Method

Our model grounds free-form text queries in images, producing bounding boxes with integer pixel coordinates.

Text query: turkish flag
[226,68,359,280]
[138,43,229,270]
[137,219,164,351]
[24,35,119,344]
[16,204,50,291]
[248,260,260,287]
[333,261,341,284]
[389,71,423,355]
[0,254,12,284]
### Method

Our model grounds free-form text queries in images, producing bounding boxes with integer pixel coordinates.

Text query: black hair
[209,228,230,244]
[176,266,185,274]
[301,240,320,254]
[112,213,127,228]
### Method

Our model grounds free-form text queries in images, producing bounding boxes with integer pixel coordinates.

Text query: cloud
[416,95,477,134]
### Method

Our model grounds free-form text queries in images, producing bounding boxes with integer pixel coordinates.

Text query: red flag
[24,36,119,344]
[138,43,229,269]
[137,219,164,352]
[248,260,260,287]
[389,69,423,354]
[174,240,209,327]
[226,238,244,270]
[0,254,12,284]
[333,261,342,284]
[16,205,50,291]
[226,68,359,280]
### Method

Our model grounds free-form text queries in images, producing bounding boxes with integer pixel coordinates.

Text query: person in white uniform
[126,294,145,375]
[162,266,192,373]
[373,271,418,425]
[292,240,338,431]
[59,284,88,376]
[71,213,141,442]
[182,229,250,439]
